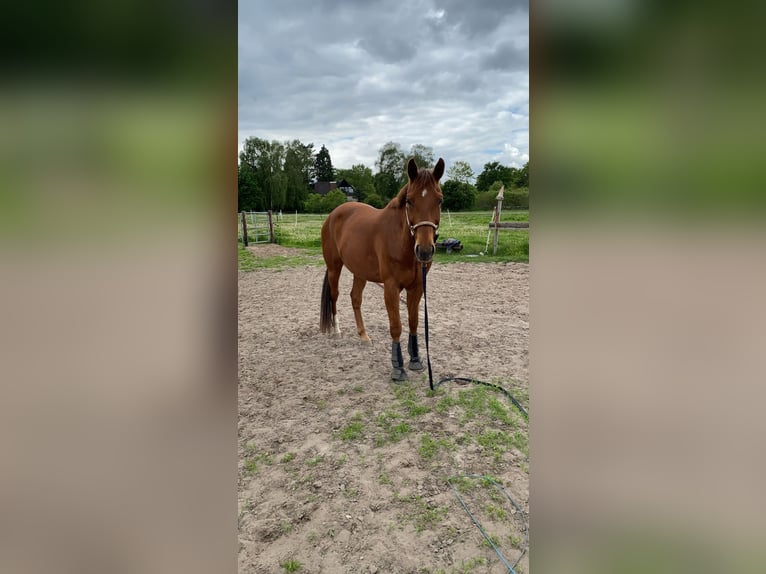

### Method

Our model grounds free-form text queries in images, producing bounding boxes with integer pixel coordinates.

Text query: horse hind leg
[350,275,371,343]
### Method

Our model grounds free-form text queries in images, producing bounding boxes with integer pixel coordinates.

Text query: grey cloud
[480,41,529,72]
[238,0,528,173]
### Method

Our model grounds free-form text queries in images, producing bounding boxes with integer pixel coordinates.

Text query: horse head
[402,157,444,263]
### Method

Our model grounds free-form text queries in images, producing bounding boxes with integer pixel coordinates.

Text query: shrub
[363,193,384,208]
[321,190,347,213]
[304,193,323,213]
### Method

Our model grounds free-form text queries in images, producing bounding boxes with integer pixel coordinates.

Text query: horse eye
[406,199,413,206]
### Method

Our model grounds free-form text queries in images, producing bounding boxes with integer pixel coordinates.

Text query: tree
[476,161,514,192]
[375,141,406,197]
[238,137,287,211]
[314,144,334,182]
[408,144,434,171]
[335,164,374,203]
[237,162,260,212]
[512,160,529,188]
[441,180,477,211]
[284,140,314,211]
[446,160,474,185]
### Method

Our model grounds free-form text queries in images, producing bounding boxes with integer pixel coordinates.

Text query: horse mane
[385,170,440,209]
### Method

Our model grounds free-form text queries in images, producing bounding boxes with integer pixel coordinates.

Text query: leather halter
[405,204,439,238]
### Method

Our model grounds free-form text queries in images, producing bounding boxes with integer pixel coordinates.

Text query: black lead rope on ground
[420,264,528,420]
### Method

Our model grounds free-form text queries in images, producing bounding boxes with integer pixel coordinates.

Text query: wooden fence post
[267,210,275,243]
[241,212,248,247]
[493,185,505,255]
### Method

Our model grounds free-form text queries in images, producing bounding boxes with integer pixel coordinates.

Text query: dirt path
[239,254,529,573]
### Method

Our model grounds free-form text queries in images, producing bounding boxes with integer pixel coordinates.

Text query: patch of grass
[397,493,449,533]
[247,211,529,264]
[280,520,293,534]
[306,454,324,467]
[480,533,502,549]
[281,453,295,463]
[237,242,322,270]
[418,434,454,461]
[484,503,508,522]
[342,487,359,498]
[379,472,392,485]
[508,533,523,548]
[315,399,327,410]
[238,244,257,272]
[243,450,274,474]
[339,421,364,441]
[440,384,527,427]
[449,476,476,493]
[393,384,431,417]
[375,411,412,445]
[279,558,303,573]
[454,557,487,573]
[335,454,349,466]
[352,384,364,393]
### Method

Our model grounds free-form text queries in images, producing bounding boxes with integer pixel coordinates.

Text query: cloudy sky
[238,0,528,178]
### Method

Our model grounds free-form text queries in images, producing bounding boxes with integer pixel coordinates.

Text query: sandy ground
[239,248,529,573]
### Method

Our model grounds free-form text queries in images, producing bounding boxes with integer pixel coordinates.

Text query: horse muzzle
[414,243,435,263]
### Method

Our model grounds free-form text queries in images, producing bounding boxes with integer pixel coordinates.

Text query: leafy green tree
[408,144,434,171]
[304,193,323,213]
[374,170,400,201]
[335,164,374,203]
[238,162,260,211]
[314,144,334,182]
[284,140,314,211]
[513,161,529,188]
[238,137,287,211]
[446,160,474,185]
[321,189,346,213]
[376,141,406,196]
[441,180,476,211]
[476,161,514,192]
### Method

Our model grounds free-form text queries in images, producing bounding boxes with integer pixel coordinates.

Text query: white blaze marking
[421,189,427,197]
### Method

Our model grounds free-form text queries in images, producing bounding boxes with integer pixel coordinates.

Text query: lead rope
[420,262,529,573]
[422,263,434,390]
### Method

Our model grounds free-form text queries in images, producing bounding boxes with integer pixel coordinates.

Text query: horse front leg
[350,275,371,343]
[384,282,407,381]
[405,286,425,371]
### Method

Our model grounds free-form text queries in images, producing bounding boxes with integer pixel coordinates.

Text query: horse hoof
[390,368,409,382]
[408,359,425,371]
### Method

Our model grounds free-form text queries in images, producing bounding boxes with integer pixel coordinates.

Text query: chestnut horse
[320,157,444,381]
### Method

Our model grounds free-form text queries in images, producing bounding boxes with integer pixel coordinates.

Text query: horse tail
[320,269,333,333]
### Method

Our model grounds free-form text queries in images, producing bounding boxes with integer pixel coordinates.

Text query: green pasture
[238,210,528,270]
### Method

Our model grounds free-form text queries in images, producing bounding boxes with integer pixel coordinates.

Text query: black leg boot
[390,341,408,382]
[407,333,424,371]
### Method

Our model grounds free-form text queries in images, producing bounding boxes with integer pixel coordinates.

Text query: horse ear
[433,158,445,181]
[407,158,419,182]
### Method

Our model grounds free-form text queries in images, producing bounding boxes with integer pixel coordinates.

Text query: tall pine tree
[314,145,334,182]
